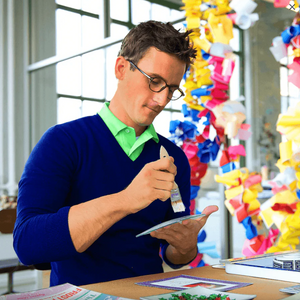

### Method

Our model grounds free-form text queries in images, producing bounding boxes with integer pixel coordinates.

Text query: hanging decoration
[220,3,300,257]
[259,6,300,254]
[258,103,300,253]
[270,12,300,88]
[170,0,259,267]
[272,0,299,9]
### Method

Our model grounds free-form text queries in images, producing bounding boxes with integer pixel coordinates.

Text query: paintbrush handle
[160,146,176,189]
[159,145,185,212]
[160,145,169,160]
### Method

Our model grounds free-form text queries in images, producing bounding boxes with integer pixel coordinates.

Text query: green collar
[98,102,159,161]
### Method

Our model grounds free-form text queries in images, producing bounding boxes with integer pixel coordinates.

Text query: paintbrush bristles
[171,200,186,212]
[160,146,186,213]
[171,183,185,212]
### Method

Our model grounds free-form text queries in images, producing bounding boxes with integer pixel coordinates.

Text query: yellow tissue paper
[242,189,258,203]
[187,16,201,29]
[215,174,239,186]
[279,140,293,163]
[260,207,274,229]
[207,13,233,44]
[270,190,297,205]
[224,184,244,200]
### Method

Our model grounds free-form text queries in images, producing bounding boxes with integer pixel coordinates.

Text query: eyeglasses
[128,60,185,101]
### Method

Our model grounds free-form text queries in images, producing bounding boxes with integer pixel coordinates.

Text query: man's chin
[138,121,153,127]
[138,117,156,127]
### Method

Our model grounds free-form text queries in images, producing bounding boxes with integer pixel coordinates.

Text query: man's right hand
[69,156,177,252]
[122,156,177,214]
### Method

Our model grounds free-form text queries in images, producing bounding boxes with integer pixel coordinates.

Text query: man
[13,21,218,287]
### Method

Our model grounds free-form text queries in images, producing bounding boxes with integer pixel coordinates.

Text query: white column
[244,30,254,172]
[0,0,4,191]
[7,0,17,195]
[23,0,30,162]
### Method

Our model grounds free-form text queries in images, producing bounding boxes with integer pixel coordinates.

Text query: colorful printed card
[136,275,252,291]
[140,286,256,300]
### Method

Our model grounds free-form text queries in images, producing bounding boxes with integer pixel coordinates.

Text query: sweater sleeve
[13,125,78,265]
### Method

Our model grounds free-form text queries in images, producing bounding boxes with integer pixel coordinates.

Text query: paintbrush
[160,146,186,213]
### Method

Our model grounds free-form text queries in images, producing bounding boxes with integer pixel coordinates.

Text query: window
[280,46,300,113]
[54,0,187,136]
[24,0,240,144]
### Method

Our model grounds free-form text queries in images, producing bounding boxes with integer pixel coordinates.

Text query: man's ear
[115,56,127,80]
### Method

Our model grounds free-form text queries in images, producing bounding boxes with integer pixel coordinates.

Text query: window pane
[151,4,171,22]
[57,98,82,124]
[132,0,151,25]
[170,9,185,22]
[171,98,185,111]
[171,111,184,122]
[281,96,288,114]
[289,97,300,108]
[173,22,186,32]
[81,0,101,14]
[110,0,128,21]
[56,0,81,9]
[82,100,104,116]
[82,50,105,99]
[110,23,129,39]
[57,57,82,96]
[105,43,121,100]
[56,9,81,55]
[82,16,103,49]
[153,110,171,137]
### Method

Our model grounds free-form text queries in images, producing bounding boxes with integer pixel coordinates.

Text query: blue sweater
[13,114,191,286]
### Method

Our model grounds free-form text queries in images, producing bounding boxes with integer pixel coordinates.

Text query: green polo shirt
[98,102,159,161]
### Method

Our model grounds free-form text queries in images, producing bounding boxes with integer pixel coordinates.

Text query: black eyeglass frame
[127,60,185,101]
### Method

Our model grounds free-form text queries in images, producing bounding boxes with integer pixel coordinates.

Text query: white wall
[0,0,56,293]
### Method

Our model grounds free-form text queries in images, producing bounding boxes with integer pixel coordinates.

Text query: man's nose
[153,88,170,106]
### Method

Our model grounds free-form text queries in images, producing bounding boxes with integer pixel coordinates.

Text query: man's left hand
[150,205,219,265]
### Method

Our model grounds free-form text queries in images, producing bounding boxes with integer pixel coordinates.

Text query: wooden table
[82,266,297,299]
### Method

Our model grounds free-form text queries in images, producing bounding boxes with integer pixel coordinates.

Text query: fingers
[177,205,219,227]
[188,205,218,229]
[150,224,186,241]
[121,156,178,213]
[143,168,175,195]
[150,222,199,255]
[151,206,219,239]
[144,159,177,201]
[202,205,219,215]
[153,157,177,176]
[154,169,175,183]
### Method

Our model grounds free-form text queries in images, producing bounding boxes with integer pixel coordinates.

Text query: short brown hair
[118,20,196,70]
